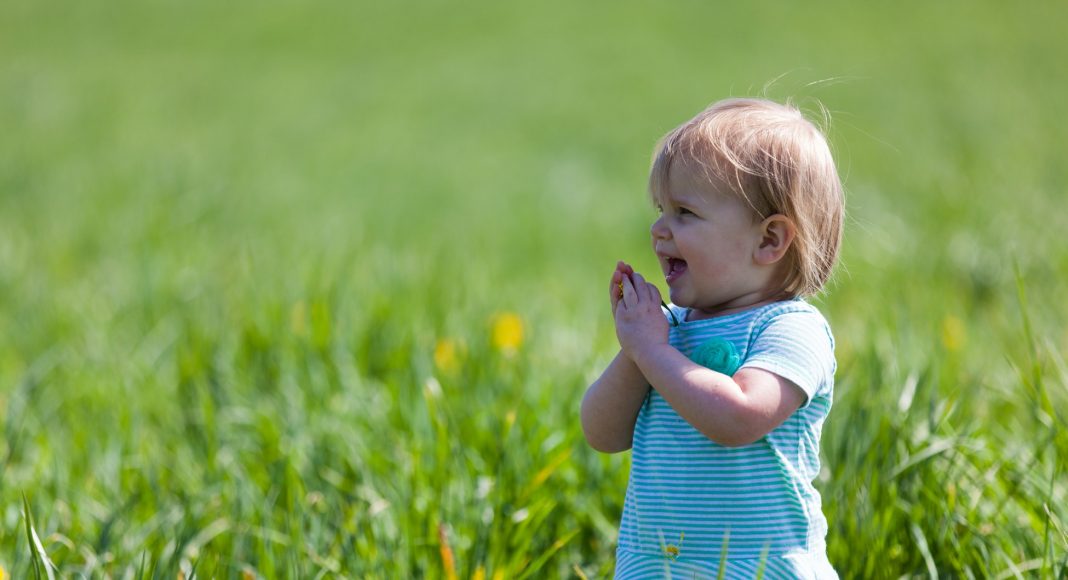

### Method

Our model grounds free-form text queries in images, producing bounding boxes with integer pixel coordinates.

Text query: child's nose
[650,215,670,240]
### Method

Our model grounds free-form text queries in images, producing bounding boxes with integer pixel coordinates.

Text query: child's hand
[609,260,635,313]
[611,262,669,359]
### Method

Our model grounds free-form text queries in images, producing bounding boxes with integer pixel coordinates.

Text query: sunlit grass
[2,0,1068,577]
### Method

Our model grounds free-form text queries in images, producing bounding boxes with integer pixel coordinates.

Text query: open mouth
[665,257,688,283]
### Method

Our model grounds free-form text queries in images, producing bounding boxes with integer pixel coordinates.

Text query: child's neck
[685,289,794,321]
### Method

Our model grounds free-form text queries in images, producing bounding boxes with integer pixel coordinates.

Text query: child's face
[651,161,777,319]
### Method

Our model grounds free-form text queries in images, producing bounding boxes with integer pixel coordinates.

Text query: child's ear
[754,214,796,265]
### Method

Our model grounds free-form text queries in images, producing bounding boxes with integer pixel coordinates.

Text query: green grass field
[3,0,1068,577]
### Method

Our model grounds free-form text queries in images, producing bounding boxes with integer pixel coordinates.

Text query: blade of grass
[22,493,56,580]
[754,543,769,580]
[716,529,729,580]
[516,529,579,580]
[1013,261,1054,422]
[910,523,937,580]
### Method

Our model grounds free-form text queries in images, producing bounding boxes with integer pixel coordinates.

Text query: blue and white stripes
[615,300,838,579]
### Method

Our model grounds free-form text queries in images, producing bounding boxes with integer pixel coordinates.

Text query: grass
[2,0,1068,577]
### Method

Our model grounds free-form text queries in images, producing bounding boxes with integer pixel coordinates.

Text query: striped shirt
[615,300,838,579]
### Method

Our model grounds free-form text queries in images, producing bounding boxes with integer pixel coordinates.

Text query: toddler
[581,98,843,579]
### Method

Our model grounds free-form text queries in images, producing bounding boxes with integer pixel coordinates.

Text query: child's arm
[580,350,649,453]
[579,262,652,453]
[614,271,806,447]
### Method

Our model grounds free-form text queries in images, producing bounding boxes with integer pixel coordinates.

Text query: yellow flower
[434,338,460,373]
[491,312,524,354]
[941,315,965,352]
[663,532,684,560]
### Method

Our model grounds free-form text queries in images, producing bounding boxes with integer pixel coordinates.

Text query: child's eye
[678,207,695,216]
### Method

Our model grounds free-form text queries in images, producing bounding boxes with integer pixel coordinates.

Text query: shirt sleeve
[740,309,835,407]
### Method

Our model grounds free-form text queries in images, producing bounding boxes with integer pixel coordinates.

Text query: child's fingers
[630,272,651,303]
[619,271,637,308]
[647,282,662,303]
[610,267,624,309]
[617,262,636,304]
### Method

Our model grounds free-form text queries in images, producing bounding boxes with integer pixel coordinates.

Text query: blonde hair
[649,98,844,297]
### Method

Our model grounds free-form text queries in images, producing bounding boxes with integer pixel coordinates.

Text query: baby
[581,98,844,578]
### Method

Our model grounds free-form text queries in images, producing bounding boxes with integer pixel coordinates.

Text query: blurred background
[2,0,1067,577]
